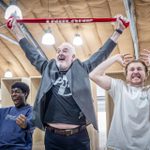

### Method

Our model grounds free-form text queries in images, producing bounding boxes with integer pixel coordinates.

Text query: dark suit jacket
[19,38,116,130]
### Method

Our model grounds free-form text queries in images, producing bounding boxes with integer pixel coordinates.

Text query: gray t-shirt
[107,78,150,150]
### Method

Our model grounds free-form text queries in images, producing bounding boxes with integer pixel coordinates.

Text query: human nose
[133,69,138,73]
[58,50,63,55]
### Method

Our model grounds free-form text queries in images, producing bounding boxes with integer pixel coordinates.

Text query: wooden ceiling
[0,0,149,78]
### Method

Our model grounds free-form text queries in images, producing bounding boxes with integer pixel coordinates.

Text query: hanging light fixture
[42,0,55,45]
[4,5,22,19]
[42,28,55,45]
[4,69,13,78]
[73,26,83,46]
[73,33,83,46]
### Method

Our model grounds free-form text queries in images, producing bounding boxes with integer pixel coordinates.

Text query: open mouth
[58,54,66,61]
[131,74,141,80]
[12,97,19,104]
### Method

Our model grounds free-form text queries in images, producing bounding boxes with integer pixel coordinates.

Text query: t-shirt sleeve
[108,78,124,103]
[0,107,9,119]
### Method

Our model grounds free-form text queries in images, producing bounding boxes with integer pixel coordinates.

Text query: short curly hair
[11,82,30,99]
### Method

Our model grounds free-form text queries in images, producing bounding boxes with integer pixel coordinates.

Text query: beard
[56,61,68,71]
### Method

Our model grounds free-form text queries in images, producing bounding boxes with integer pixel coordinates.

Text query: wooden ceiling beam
[0,0,48,60]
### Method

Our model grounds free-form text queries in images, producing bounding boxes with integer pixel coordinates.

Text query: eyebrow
[11,88,22,92]
[129,66,144,69]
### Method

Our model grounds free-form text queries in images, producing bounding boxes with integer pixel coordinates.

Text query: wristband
[115,29,123,34]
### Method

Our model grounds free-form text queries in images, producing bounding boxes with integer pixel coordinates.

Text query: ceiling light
[73,33,83,46]
[42,29,55,45]
[4,69,13,78]
[5,5,22,19]
[41,0,55,46]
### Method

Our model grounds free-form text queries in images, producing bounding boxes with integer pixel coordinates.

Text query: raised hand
[114,14,129,32]
[7,16,25,41]
[140,49,150,66]
[16,114,27,129]
[123,53,134,66]
[116,53,133,67]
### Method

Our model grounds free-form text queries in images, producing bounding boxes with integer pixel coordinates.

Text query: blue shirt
[0,104,34,150]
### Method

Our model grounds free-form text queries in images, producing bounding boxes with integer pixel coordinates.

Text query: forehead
[57,46,70,52]
[57,43,75,53]
[11,87,22,92]
[127,62,145,69]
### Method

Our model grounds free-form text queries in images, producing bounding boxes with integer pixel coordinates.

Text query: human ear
[23,92,28,99]
[123,68,127,77]
[145,71,149,80]
[72,54,76,61]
